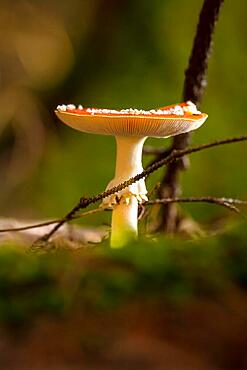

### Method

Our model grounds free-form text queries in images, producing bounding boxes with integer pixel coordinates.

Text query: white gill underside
[55,112,205,138]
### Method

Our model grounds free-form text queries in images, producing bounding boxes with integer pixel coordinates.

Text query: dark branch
[158,0,225,232]
[183,0,224,103]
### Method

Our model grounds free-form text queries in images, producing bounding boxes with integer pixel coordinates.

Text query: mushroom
[55,101,208,247]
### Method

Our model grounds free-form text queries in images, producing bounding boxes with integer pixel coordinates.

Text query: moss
[220,223,247,289]
[0,246,69,324]
[0,221,246,324]
[103,236,226,300]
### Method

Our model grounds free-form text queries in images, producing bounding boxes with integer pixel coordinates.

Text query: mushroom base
[110,195,138,248]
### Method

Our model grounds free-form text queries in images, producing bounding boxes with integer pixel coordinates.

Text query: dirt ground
[0,288,246,370]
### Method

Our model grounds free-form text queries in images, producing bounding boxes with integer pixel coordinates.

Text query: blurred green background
[0,0,246,228]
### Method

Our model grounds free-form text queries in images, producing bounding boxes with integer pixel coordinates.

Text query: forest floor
[0,221,246,370]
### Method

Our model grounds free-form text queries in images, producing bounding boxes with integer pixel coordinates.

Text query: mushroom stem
[110,136,147,248]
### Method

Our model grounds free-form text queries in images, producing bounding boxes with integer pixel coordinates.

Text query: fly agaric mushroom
[55,101,208,247]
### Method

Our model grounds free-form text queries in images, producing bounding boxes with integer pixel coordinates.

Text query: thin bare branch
[0,208,104,233]
[146,197,247,214]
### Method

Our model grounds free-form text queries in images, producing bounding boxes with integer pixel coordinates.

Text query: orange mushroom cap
[55,101,208,137]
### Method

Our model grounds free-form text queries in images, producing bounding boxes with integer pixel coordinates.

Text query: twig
[0,208,103,233]
[33,135,247,244]
[146,197,247,214]
[158,0,225,232]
